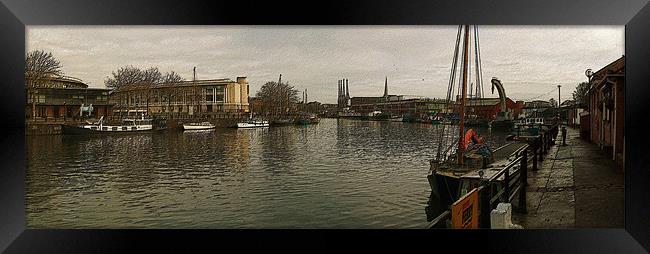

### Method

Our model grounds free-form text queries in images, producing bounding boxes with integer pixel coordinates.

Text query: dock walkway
[512,126,624,228]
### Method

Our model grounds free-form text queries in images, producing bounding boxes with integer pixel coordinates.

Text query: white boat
[237,120,269,128]
[182,121,215,130]
[62,116,153,134]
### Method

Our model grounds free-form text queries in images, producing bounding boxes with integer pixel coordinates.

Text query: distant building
[559,100,582,127]
[109,77,250,116]
[522,100,554,118]
[26,75,113,120]
[345,77,446,116]
[584,55,624,163]
[454,97,521,121]
[320,103,339,117]
[351,98,447,117]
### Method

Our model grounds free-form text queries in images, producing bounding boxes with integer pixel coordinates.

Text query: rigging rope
[438,25,463,161]
[474,25,484,99]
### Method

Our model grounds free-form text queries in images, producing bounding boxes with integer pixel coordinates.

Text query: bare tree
[255,81,300,117]
[105,66,185,90]
[25,50,63,87]
[25,50,64,118]
[161,71,183,84]
[105,66,145,90]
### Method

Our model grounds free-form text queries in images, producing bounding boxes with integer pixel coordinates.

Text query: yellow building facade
[109,77,249,116]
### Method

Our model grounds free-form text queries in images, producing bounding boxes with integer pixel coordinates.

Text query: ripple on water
[27,119,509,228]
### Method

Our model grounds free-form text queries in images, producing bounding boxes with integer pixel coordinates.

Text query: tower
[383,76,388,101]
[345,79,350,107]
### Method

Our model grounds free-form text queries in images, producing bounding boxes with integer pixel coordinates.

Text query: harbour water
[27,118,509,228]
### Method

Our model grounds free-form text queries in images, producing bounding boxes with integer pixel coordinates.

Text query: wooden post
[519,150,528,213]
[532,140,539,171]
[543,133,548,154]
[521,150,528,187]
[535,136,544,162]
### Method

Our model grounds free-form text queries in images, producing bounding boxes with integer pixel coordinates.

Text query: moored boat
[61,116,153,134]
[182,121,215,130]
[426,25,529,213]
[237,120,270,128]
[296,114,320,125]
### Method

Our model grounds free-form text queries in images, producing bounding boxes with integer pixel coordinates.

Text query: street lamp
[557,84,561,125]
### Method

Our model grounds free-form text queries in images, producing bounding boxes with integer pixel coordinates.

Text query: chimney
[384,76,388,98]
[345,79,349,98]
[338,80,342,107]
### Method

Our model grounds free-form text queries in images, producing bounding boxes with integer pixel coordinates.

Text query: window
[206,87,214,102]
[122,127,128,131]
[215,86,225,102]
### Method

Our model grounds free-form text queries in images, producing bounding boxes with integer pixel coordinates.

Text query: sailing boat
[427,25,527,205]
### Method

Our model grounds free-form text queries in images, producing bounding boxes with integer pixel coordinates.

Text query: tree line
[25,50,595,117]
[25,50,185,90]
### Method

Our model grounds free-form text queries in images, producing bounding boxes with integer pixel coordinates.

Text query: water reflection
[27,119,509,228]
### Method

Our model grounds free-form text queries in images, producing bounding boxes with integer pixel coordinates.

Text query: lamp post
[557,85,561,125]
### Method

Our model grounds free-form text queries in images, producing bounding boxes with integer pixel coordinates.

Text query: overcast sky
[27,26,623,104]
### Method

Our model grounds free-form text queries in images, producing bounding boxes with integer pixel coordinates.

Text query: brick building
[454,97,522,121]
[584,55,624,163]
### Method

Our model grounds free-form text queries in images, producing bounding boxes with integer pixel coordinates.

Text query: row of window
[90,126,138,131]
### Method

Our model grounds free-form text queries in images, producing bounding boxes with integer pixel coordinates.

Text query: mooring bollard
[541,133,547,155]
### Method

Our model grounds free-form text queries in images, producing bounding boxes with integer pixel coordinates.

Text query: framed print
[1,0,650,253]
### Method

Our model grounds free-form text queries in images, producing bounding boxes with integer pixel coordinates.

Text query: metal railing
[426,124,561,228]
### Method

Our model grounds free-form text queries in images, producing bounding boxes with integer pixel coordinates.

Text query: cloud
[27,25,623,103]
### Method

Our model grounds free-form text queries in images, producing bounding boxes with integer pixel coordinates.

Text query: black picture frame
[1,0,649,253]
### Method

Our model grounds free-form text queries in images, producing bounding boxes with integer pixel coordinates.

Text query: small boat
[237,120,270,128]
[295,114,320,125]
[182,121,215,130]
[512,117,545,137]
[272,119,292,125]
[389,116,403,122]
[61,116,153,134]
[431,115,445,125]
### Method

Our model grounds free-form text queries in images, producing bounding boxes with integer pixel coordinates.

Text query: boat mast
[457,25,470,165]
